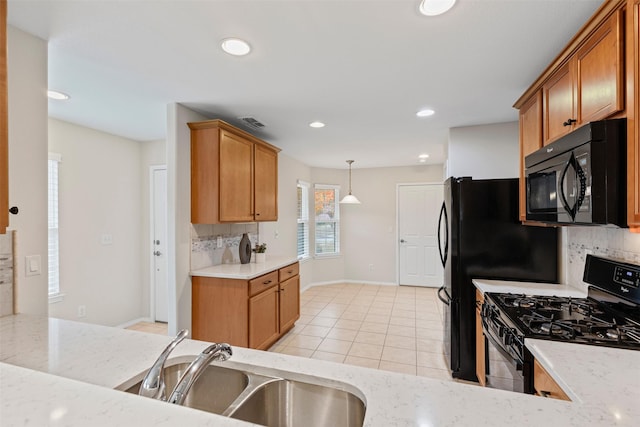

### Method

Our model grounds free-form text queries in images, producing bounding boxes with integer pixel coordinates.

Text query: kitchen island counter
[1,314,637,426]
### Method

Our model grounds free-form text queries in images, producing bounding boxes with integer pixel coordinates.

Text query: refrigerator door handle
[437,202,449,267]
[437,286,451,306]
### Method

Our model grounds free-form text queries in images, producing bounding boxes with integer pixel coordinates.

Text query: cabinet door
[254,144,278,221]
[543,61,576,144]
[576,10,624,124]
[192,277,248,347]
[249,285,279,350]
[533,359,570,401]
[475,290,486,386]
[0,0,8,234]
[219,130,254,222]
[519,92,543,221]
[630,1,640,230]
[279,275,300,333]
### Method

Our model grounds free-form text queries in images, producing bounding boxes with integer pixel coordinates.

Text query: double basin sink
[116,356,366,427]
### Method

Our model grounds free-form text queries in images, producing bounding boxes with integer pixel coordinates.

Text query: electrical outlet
[217,236,223,247]
[77,305,86,318]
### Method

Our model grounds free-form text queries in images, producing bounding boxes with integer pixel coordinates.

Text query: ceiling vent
[238,116,266,130]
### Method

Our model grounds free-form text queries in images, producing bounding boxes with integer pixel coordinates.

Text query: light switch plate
[25,255,41,276]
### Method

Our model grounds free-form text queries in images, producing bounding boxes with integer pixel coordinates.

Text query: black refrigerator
[436,177,558,382]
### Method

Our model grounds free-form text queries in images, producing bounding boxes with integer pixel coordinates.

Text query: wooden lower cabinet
[279,275,300,332]
[475,289,486,386]
[249,285,280,350]
[192,262,300,350]
[533,359,571,401]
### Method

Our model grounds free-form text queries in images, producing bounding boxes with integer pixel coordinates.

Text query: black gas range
[480,255,640,393]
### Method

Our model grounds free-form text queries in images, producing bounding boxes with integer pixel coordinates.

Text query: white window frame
[297,180,310,260]
[313,184,341,257]
[48,153,64,302]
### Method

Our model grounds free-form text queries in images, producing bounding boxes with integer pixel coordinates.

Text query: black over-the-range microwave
[525,118,626,227]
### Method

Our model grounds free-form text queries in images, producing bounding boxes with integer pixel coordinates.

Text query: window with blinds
[48,153,61,296]
[297,180,310,259]
[314,184,340,256]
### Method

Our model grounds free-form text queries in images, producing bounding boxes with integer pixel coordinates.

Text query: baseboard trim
[302,280,397,293]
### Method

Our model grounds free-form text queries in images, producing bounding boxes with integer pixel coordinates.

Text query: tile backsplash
[191,223,259,270]
[0,231,15,317]
[565,226,640,292]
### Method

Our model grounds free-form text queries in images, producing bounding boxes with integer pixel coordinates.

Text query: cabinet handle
[562,118,577,127]
[9,207,18,215]
[287,270,293,274]
[263,280,272,285]
[280,288,285,292]
[256,213,260,216]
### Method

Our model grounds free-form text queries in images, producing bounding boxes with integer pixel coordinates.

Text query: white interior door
[152,167,168,322]
[398,184,444,287]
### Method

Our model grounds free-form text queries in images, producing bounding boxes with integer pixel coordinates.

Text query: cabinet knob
[8,207,18,215]
[562,118,577,127]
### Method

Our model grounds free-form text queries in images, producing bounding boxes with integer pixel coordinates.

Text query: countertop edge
[472,278,588,298]
[191,256,299,280]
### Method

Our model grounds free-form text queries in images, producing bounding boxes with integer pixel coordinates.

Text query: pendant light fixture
[340,160,361,204]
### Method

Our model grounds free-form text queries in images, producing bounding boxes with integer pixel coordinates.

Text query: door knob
[153,251,162,256]
[400,239,406,243]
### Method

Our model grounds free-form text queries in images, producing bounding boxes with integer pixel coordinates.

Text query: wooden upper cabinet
[253,144,278,221]
[542,9,624,145]
[0,0,8,235]
[219,130,254,222]
[189,120,280,224]
[629,0,640,230]
[519,91,543,221]
[543,61,576,143]
[576,10,625,124]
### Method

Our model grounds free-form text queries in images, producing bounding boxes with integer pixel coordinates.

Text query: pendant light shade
[340,160,361,204]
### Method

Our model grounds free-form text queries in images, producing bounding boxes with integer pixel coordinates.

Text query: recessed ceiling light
[419,154,430,159]
[419,0,456,16]
[221,38,251,56]
[309,121,325,128]
[47,90,70,100]
[416,109,435,117]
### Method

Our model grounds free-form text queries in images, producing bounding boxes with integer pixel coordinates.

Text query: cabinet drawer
[279,262,299,282]
[249,271,278,297]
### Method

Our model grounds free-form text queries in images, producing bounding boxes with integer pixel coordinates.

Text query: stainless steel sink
[228,379,366,427]
[117,359,366,427]
[120,362,249,415]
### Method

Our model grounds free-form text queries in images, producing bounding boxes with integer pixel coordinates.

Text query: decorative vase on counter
[239,233,251,264]
[255,252,266,263]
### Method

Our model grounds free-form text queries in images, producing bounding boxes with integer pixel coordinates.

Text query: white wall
[447,121,519,179]
[259,153,312,288]
[301,164,444,286]
[7,26,48,315]
[167,103,207,336]
[48,118,144,326]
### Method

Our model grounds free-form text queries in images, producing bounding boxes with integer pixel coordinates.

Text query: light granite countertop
[472,278,588,298]
[1,314,638,426]
[191,256,299,280]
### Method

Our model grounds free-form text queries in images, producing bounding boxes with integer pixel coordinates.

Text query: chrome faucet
[167,343,233,405]
[139,329,188,400]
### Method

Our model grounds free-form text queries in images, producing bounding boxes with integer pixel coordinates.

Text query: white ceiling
[8,0,603,169]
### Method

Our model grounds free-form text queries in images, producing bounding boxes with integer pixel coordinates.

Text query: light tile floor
[126,321,168,335]
[268,283,452,380]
